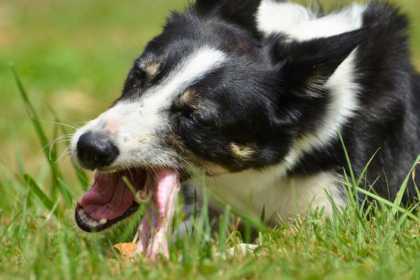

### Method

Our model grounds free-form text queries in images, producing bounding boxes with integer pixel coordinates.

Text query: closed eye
[171,102,195,119]
[121,66,147,97]
[132,66,147,81]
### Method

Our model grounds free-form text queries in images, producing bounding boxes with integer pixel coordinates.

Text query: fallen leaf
[113,243,137,258]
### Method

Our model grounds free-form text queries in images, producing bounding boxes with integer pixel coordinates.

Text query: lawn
[0,1,419,279]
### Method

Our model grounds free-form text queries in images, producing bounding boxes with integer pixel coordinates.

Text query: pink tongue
[79,170,145,221]
[79,169,180,221]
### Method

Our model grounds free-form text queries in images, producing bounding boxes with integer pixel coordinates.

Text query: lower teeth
[78,209,105,228]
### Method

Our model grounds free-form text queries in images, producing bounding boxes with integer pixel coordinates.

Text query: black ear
[195,0,262,36]
[271,28,367,93]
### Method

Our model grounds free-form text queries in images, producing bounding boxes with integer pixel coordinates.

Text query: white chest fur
[193,167,345,223]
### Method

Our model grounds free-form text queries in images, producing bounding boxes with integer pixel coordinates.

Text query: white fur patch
[71,47,226,169]
[257,1,315,36]
[257,1,366,40]
[286,4,366,41]
[194,169,345,222]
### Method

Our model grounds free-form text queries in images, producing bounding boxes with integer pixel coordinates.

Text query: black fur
[290,3,420,204]
[120,1,419,205]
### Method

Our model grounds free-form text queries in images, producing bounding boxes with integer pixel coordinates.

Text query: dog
[71,0,420,260]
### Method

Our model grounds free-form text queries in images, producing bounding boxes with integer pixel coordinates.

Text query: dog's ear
[195,0,262,36]
[271,28,367,95]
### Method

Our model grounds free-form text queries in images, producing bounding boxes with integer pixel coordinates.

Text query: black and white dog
[71,0,419,259]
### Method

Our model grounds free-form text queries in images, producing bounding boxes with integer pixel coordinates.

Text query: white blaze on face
[71,47,227,168]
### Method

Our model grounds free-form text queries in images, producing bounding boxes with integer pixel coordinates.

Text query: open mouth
[75,167,180,232]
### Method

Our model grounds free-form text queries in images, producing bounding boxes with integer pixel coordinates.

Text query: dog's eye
[173,102,195,120]
[122,66,146,94]
[173,90,199,117]
[132,66,146,81]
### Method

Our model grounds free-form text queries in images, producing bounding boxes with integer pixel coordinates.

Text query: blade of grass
[48,106,89,190]
[339,134,376,227]
[354,186,419,221]
[57,178,74,205]
[339,134,357,185]
[23,174,54,213]
[49,116,60,198]
[11,67,50,158]
[342,170,366,226]
[11,67,70,203]
[339,135,364,217]
[218,206,231,251]
[357,148,381,186]
[390,156,420,217]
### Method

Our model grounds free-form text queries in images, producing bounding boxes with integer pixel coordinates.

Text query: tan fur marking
[230,143,255,160]
[144,62,160,79]
[179,89,198,108]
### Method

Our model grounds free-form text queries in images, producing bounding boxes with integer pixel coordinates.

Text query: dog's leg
[173,182,200,239]
[134,176,180,261]
[174,183,229,239]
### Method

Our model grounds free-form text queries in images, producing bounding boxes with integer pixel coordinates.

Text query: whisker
[54,147,72,163]
[46,135,74,160]
[52,121,78,130]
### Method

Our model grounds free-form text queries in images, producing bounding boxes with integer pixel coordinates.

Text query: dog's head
[71,0,365,232]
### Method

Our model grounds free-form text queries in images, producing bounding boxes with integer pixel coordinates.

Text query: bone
[133,177,180,261]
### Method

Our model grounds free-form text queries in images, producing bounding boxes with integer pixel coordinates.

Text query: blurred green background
[0,1,419,279]
[0,0,419,176]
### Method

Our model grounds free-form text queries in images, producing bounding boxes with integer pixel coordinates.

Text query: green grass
[0,1,420,279]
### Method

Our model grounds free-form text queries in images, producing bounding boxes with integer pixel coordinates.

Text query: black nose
[77,132,119,170]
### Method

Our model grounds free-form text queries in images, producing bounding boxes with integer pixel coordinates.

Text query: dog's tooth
[78,209,87,221]
[78,208,101,227]
[82,215,89,224]
[88,220,99,227]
